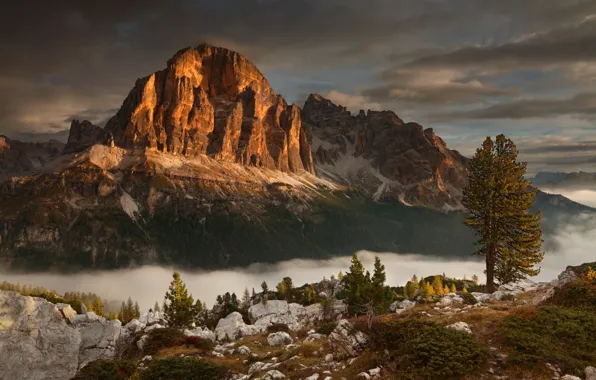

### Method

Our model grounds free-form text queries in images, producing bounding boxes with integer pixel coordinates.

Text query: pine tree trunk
[486,246,496,293]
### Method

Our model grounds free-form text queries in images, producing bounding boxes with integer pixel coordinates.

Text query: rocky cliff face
[302,94,469,208]
[64,120,108,154]
[105,44,314,174]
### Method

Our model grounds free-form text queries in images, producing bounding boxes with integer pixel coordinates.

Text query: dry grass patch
[294,327,311,339]
[237,334,272,356]
[444,307,510,343]
[299,341,324,358]
[156,345,202,359]
[203,356,246,374]
[276,357,325,380]
[335,350,385,379]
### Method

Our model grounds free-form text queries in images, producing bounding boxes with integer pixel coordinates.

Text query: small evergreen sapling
[163,272,198,329]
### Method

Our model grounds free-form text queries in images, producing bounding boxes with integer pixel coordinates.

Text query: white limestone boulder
[447,322,472,334]
[440,294,464,306]
[55,303,77,323]
[184,327,216,342]
[389,299,416,314]
[248,300,347,331]
[139,311,166,326]
[267,332,293,347]
[215,312,261,341]
[124,319,145,333]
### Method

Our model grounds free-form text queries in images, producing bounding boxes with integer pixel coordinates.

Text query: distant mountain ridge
[302,94,469,209]
[530,171,596,190]
[0,44,593,272]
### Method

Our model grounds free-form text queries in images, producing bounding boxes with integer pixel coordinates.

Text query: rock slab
[328,319,369,358]
[0,291,123,380]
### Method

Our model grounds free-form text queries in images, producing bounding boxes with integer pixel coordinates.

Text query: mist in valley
[2,209,595,311]
[542,188,596,208]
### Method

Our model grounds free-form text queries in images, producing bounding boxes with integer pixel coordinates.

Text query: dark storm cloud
[0,0,452,139]
[362,78,516,105]
[523,141,596,154]
[1,0,596,150]
[433,92,596,121]
[527,155,596,167]
[363,7,596,108]
[399,18,596,71]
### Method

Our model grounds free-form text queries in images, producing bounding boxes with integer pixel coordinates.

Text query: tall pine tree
[133,301,140,319]
[371,256,394,313]
[241,287,251,310]
[462,135,544,292]
[345,253,367,315]
[163,272,197,329]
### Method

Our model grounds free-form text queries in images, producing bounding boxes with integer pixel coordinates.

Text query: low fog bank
[0,253,486,311]
[2,214,595,312]
[542,188,596,208]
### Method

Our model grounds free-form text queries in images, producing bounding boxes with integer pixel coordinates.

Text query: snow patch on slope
[315,135,400,201]
[120,191,140,221]
[373,182,388,201]
[317,136,372,181]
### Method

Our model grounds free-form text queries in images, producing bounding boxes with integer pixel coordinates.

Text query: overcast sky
[1,1,596,174]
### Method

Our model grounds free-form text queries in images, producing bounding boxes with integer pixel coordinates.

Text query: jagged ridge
[302,93,469,208]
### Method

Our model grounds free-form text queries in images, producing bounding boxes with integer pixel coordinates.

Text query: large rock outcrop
[215,311,260,341]
[0,291,124,380]
[328,319,369,358]
[248,299,347,331]
[302,94,469,208]
[104,43,314,174]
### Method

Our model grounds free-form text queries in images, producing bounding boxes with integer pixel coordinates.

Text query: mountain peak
[304,93,347,112]
[104,44,314,174]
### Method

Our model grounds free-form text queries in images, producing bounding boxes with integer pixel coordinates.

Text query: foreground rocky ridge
[1,264,595,380]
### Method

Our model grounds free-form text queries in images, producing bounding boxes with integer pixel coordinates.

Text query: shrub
[299,342,321,358]
[277,345,301,362]
[316,322,338,335]
[369,319,488,379]
[72,359,137,380]
[550,274,596,312]
[267,323,290,333]
[141,357,227,380]
[143,328,185,355]
[460,292,478,305]
[295,328,310,339]
[67,299,84,314]
[183,336,214,351]
[498,306,596,375]
[500,293,516,301]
